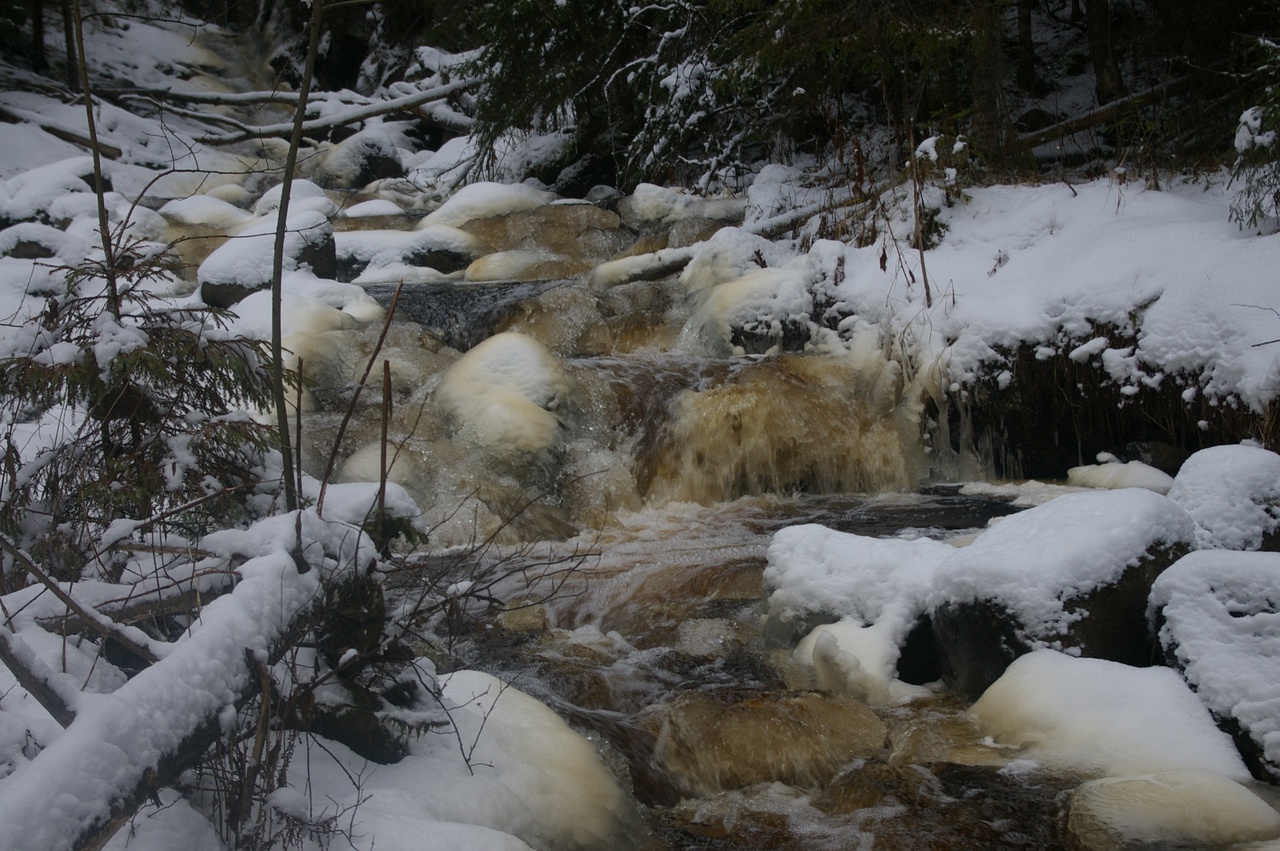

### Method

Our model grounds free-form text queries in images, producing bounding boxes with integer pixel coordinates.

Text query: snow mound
[678,263,813,356]
[197,209,333,289]
[1067,458,1173,494]
[765,525,950,625]
[1167,444,1280,550]
[253,179,338,217]
[158,194,254,229]
[1150,549,1280,777]
[970,649,1250,779]
[617,183,746,228]
[304,671,650,851]
[422,182,556,229]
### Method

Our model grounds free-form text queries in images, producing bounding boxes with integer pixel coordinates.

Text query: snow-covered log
[0,516,350,851]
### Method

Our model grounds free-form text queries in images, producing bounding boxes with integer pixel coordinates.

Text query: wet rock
[667,216,726,248]
[595,558,765,651]
[635,689,888,801]
[1150,550,1280,781]
[459,201,631,263]
[313,128,405,189]
[496,600,552,633]
[930,489,1195,699]
[814,760,943,812]
[493,282,613,356]
[821,763,1077,850]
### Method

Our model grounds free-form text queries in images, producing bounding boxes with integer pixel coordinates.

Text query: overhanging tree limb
[197,78,477,145]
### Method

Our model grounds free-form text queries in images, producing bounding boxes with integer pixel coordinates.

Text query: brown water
[275,198,1279,850]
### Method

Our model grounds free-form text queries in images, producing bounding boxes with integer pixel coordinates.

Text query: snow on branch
[0,515,354,851]
[195,78,479,145]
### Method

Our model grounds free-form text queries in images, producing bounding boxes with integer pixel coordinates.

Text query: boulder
[634,689,887,801]
[459,200,630,264]
[1150,549,1280,781]
[929,488,1195,698]
[197,209,336,307]
[1167,443,1280,551]
[313,128,404,189]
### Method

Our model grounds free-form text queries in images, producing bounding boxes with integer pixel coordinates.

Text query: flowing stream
[169,183,1280,849]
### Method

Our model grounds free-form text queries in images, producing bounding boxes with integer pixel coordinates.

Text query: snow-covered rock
[1066,458,1174,494]
[198,209,336,306]
[433,332,573,462]
[313,128,405,189]
[1167,443,1280,551]
[421,182,556,229]
[929,488,1195,696]
[763,526,951,700]
[334,224,486,282]
[1150,549,1280,781]
[1067,770,1280,848]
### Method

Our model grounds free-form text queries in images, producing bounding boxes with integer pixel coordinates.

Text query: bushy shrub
[1231,39,1280,231]
[0,238,278,581]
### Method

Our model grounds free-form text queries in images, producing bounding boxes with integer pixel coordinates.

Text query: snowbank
[433,332,573,459]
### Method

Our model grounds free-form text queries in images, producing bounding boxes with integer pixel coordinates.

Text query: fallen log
[1012,75,1196,152]
[0,542,328,851]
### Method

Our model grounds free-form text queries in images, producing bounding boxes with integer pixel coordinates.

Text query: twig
[316,284,403,516]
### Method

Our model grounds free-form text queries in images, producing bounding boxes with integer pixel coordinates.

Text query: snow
[293,670,649,851]
[1167,443,1280,550]
[196,208,333,289]
[1068,770,1280,846]
[432,332,573,458]
[5,8,1280,848]
[1066,457,1174,494]
[421,181,556,229]
[928,488,1195,636]
[1150,550,1280,773]
[0,518,339,851]
[970,649,1250,779]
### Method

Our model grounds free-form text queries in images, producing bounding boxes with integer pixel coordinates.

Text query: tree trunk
[30,0,47,72]
[58,0,77,91]
[970,0,1008,160]
[1085,0,1125,104]
[1017,0,1037,92]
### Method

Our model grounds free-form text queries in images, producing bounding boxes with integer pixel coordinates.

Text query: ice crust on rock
[970,649,1250,779]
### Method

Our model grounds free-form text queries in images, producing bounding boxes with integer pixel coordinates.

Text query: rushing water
[258,196,1280,850]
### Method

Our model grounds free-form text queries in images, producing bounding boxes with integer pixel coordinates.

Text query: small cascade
[155,175,1280,850]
